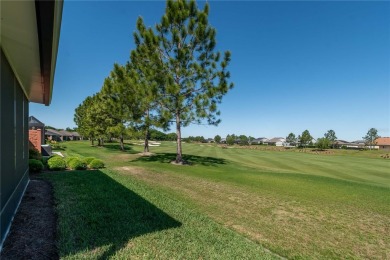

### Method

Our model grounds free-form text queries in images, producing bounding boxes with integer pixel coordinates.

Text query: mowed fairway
[50,141,390,259]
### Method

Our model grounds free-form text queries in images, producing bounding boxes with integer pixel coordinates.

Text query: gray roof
[28,116,44,127]
[71,132,81,137]
[45,129,61,136]
[58,130,73,136]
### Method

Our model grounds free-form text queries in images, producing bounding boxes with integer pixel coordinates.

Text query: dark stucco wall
[0,49,30,248]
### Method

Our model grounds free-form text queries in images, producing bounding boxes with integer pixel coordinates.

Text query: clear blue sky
[30,1,390,141]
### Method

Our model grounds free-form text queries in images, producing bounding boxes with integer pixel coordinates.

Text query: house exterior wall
[29,129,42,152]
[0,49,30,247]
[379,145,390,151]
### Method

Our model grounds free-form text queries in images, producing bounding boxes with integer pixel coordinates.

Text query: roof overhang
[0,0,63,106]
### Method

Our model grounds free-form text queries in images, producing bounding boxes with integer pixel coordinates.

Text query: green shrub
[29,148,42,160]
[29,159,44,173]
[48,156,66,171]
[42,157,49,166]
[65,156,78,165]
[88,159,105,169]
[84,157,96,165]
[68,158,87,170]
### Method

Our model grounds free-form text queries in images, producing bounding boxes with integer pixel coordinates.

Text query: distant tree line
[208,128,381,150]
[285,128,380,150]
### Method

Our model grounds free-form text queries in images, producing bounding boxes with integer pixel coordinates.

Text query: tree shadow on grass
[132,152,227,166]
[103,143,138,154]
[45,170,181,259]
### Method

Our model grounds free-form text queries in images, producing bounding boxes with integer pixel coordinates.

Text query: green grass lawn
[43,141,390,259]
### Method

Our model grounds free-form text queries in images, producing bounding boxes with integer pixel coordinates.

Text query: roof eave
[35,0,64,106]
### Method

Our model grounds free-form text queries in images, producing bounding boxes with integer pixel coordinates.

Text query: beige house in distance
[376,137,390,150]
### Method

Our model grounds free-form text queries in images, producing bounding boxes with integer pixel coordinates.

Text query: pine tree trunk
[98,138,101,146]
[91,137,94,146]
[144,128,149,153]
[120,134,124,151]
[176,112,183,163]
[144,109,150,153]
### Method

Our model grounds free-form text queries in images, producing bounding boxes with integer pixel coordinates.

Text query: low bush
[84,157,96,165]
[88,159,105,169]
[68,158,87,170]
[29,148,42,160]
[42,157,49,166]
[65,156,78,165]
[29,159,44,173]
[48,156,66,171]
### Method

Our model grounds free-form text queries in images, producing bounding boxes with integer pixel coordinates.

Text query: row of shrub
[47,156,104,171]
[29,148,44,173]
[29,154,105,172]
[29,159,44,172]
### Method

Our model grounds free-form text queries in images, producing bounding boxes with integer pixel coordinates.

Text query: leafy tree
[129,46,170,153]
[166,132,177,141]
[90,93,117,146]
[65,127,76,132]
[46,125,58,130]
[239,135,249,145]
[324,129,337,148]
[316,137,331,150]
[226,134,236,146]
[100,64,135,150]
[299,130,313,148]
[149,129,168,141]
[74,96,97,145]
[363,128,380,149]
[134,0,233,163]
[74,93,115,146]
[214,135,221,144]
[286,133,297,145]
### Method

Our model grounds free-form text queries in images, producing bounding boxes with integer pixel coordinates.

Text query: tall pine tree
[134,0,233,163]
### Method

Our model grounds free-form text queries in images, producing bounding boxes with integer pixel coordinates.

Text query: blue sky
[30,1,390,140]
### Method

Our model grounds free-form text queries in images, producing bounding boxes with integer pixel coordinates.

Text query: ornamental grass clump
[29,159,44,173]
[47,156,66,171]
[67,158,87,170]
[84,157,96,165]
[88,159,105,169]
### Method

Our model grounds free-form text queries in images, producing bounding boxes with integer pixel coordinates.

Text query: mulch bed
[0,175,58,260]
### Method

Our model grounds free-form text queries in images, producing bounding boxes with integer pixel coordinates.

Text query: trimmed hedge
[48,156,66,171]
[29,159,44,173]
[68,158,87,170]
[88,159,105,169]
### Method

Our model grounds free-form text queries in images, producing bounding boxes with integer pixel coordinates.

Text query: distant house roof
[376,137,390,146]
[59,130,73,136]
[265,137,285,143]
[71,132,81,137]
[28,116,45,127]
[46,129,62,136]
[252,138,267,142]
[334,140,350,145]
